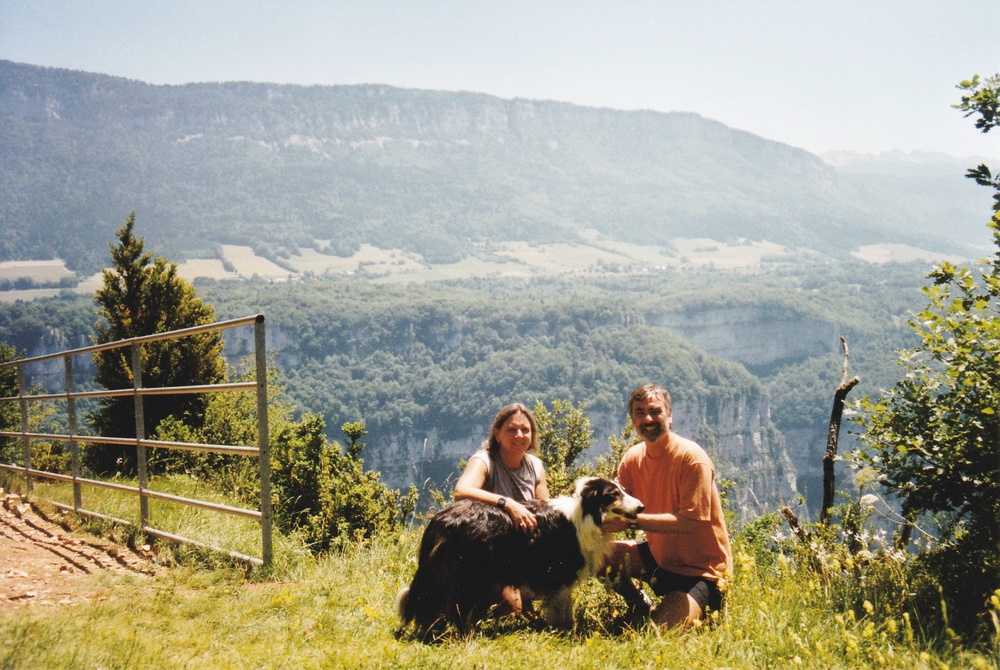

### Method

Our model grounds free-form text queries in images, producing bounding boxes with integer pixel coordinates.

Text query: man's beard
[638,422,665,441]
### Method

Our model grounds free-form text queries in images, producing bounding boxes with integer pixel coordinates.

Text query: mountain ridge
[1,59,992,275]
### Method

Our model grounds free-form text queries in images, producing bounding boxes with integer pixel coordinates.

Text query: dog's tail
[395,585,411,621]
[397,562,449,640]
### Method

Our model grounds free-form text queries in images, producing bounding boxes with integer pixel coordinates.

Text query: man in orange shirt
[603,384,733,629]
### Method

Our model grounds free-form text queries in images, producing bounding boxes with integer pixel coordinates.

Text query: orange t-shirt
[617,433,733,581]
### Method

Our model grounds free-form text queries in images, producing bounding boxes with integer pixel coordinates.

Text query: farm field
[0,237,960,303]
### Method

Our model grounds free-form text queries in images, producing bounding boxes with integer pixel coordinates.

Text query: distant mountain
[0,60,992,274]
[821,150,999,177]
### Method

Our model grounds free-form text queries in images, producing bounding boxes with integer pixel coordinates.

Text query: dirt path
[0,490,158,613]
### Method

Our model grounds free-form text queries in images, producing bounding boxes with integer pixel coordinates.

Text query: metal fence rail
[0,314,273,567]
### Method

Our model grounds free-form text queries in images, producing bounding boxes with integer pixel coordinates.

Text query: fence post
[254,315,273,567]
[16,364,31,492]
[65,357,81,510]
[131,343,149,527]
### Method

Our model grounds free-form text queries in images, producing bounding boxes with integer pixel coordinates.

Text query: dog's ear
[579,482,607,525]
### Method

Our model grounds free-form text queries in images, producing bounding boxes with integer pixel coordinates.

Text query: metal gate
[0,314,273,567]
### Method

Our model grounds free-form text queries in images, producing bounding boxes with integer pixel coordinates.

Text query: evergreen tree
[86,213,225,474]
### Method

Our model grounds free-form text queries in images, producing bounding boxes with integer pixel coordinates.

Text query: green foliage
[152,360,417,553]
[198,276,778,467]
[341,420,368,461]
[955,74,1000,135]
[532,399,645,504]
[954,74,1000,215]
[150,359,287,502]
[0,342,19,465]
[851,75,1000,640]
[533,398,594,495]
[86,213,226,474]
[270,415,418,552]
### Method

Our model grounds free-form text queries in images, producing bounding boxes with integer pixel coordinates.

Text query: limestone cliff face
[19,327,92,393]
[647,306,841,369]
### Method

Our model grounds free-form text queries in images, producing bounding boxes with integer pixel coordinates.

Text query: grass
[1,475,998,669]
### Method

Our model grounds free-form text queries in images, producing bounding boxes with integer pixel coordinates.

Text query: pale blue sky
[1,1,998,159]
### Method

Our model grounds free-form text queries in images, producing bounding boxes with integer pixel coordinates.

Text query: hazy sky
[2,1,998,159]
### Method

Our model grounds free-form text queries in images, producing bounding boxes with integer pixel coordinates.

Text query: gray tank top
[470,449,542,502]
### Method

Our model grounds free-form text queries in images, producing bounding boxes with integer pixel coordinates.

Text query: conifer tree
[86,213,225,474]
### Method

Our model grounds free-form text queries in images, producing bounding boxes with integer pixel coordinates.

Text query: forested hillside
[0,259,929,515]
[0,60,989,275]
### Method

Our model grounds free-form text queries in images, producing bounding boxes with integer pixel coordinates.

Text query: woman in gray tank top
[454,403,550,615]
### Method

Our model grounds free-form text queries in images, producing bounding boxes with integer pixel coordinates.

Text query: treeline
[199,264,923,440]
[0,262,926,456]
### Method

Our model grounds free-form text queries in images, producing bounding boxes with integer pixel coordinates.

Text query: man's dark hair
[628,384,672,417]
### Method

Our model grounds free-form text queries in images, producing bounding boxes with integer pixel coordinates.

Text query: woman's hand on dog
[505,501,537,533]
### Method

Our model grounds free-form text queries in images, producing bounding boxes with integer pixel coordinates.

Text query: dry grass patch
[0,260,74,284]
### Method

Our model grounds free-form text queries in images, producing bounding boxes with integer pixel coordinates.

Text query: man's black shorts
[637,541,724,613]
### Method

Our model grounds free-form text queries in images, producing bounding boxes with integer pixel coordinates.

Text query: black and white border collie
[396,477,644,639]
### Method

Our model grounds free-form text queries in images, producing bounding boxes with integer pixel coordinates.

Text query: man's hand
[603,517,631,533]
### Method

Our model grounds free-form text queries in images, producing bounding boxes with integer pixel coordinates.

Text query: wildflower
[863,600,874,615]
[860,494,878,508]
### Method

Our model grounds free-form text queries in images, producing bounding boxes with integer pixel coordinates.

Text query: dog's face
[574,477,644,524]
